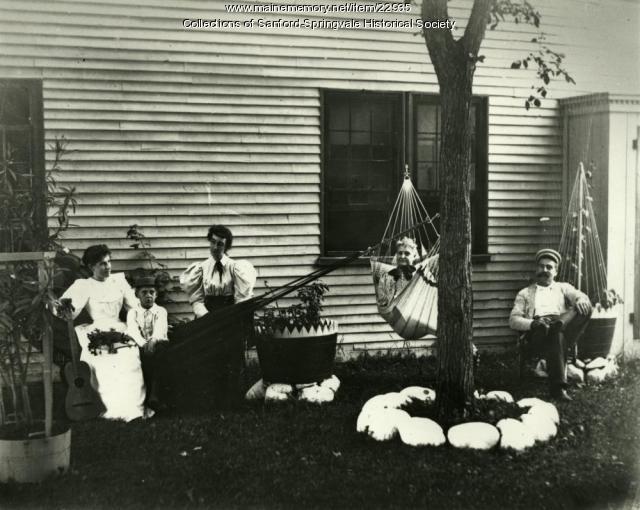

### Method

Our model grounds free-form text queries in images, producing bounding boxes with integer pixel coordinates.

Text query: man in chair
[509,248,592,401]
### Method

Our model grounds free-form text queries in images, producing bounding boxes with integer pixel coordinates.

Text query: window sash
[321,90,488,256]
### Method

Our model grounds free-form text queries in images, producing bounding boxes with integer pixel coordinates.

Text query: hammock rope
[370,171,440,340]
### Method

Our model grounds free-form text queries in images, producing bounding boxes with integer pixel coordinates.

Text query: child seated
[127,275,169,410]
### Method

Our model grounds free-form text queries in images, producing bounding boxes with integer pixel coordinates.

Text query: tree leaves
[483,2,575,110]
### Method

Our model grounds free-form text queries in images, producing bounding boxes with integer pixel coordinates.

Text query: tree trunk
[434,46,475,424]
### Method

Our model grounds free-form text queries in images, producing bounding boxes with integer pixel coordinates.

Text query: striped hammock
[370,175,440,340]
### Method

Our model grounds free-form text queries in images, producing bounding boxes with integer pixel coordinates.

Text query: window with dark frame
[0,80,45,251]
[322,90,488,257]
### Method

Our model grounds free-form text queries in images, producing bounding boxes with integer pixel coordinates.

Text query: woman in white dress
[60,244,151,421]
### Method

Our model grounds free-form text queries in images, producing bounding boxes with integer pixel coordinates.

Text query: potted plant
[0,136,75,482]
[254,281,339,384]
[0,255,72,482]
[577,288,623,359]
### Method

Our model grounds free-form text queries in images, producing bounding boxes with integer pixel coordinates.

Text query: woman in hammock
[180,225,256,407]
[375,237,438,308]
[58,244,151,421]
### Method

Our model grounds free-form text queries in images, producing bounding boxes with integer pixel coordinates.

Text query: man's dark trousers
[525,311,591,391]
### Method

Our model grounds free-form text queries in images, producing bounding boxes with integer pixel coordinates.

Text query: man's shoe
[551,388,573,401]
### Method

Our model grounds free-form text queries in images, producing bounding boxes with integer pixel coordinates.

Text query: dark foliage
[86,329,135,355]
[254,281,331,334]
[124,224,180,306]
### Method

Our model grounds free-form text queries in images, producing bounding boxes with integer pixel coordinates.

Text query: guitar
[58,298,104,421]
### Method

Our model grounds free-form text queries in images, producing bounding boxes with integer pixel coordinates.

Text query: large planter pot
[578,307,618,360]
[256,321,338,384]
[0,428,71,483]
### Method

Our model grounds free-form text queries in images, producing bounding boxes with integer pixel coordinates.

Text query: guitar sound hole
[74,377,85,388]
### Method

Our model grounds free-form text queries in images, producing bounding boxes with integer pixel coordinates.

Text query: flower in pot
[254,282,338,384]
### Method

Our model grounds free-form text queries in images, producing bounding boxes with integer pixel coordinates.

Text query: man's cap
[133,275,158,289]
[535,248,562,266]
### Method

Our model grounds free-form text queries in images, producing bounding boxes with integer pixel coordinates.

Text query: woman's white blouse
[180,255,257,318]
[61,273,138,326]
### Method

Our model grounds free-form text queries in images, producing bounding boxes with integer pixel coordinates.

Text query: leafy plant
[45,138,77,249]
[0,136,75,435]
[0,258,58,434]
[254,281,331,335]
[125,224,180,305]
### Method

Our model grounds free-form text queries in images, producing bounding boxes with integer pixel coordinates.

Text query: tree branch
[463,0,492,55]
[421,0,455,79]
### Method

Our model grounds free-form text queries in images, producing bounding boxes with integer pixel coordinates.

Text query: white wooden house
[1,0,638,356]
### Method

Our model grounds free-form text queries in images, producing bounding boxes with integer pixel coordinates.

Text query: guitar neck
[66,317,81,373]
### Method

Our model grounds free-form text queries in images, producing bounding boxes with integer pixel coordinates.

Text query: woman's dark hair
[82,244,111,268]
[206,225,233,251]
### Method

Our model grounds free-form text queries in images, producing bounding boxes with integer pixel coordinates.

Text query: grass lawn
[2,352,639,509]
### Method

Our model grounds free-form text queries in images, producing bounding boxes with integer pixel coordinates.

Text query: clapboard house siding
[1,0,637,351]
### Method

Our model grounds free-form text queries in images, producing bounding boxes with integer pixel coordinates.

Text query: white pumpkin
[382,391,413,409]
[566,363,585,383]
[367,409,411,441]
[585,357,608,370]
[517,397,548,409]
[299,385,334,404]
[361,395,390,415]
[397,417,446,447]
[586,367,607,383]
[485,390,514,403]
[361,392,408,414]
[356,409,373,433]
[400,386,436,403]
[265,387,290,402]
[497,418,536,451]
[267,383,293,394]
[245,378,266,400]
[527,402,560,426]
[520,413,557,442]
[447,422,500,450]
[320,375,341,393]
